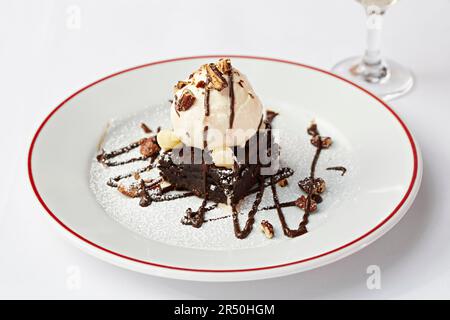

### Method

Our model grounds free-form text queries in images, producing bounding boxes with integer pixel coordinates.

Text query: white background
[0,0,449,299]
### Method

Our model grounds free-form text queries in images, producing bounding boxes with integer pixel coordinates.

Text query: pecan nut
[311,135,332,149]
[174,80,188,91]
[117,184,140,198]
[216,58,232,75]
[260,220,274,239]
[298,177,326,195]
[205,63,228,91]
[176,89,196,112]
[139,137,160,158]
[277,178,289,187]
[294,195,318,212]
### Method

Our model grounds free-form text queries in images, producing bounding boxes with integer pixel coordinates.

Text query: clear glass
[332,0,413,100]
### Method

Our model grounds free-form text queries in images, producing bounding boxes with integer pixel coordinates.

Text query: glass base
[331,57,414,101]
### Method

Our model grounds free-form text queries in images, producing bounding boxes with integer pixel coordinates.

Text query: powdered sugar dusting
[90,103,357,250]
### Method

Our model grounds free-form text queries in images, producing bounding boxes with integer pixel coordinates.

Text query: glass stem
[359,6,389,83]
[364,8,382,65]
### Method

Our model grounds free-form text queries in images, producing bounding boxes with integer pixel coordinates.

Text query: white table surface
[1,0,449,299]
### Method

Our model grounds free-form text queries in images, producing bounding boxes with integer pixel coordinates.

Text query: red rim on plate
[28,55,419,273]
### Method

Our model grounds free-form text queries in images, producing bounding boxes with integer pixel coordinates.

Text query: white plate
[28,56,422,281]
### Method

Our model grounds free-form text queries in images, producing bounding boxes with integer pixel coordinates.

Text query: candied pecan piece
[307,122,319,136]
[260,220,274,239]
[174,80,188,91]
[321,137,333,148]
[294,195,318,212]
[196,80,206,88]
[311,135,332,149]
[298,177,326,194]
[277,178,289,187]
[205,63,228,91]
[139,137,160,157]
[117,184,140,198]
[140,122,152,134]
[217,58,232,75]
[176,89,196,112]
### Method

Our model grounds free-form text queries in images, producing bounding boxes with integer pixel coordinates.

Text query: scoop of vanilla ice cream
[170,60,263,150]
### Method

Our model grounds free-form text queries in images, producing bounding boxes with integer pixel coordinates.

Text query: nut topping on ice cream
[205,63,228,91]
[175,89,196,112]
[170,58,264,150]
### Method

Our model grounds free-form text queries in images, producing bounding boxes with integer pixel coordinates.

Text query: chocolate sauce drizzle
[97,140,141,163]
[97,105,345,240]
[244,167,294,196]
[226,111,279,239]
[267,122,323,237]
[204,78,211,116]
[182,84,211,228]
[183,204,218,224]
[191,167,295,223]
[141,123,152,134]
[228,71,235,129]
[326,166,347,176]
[96,137,160,168]
[141,189,195,207]
[259,200,297,211]
[103,156,149,167]
[106,164,155,187]
[232,177,265,239]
